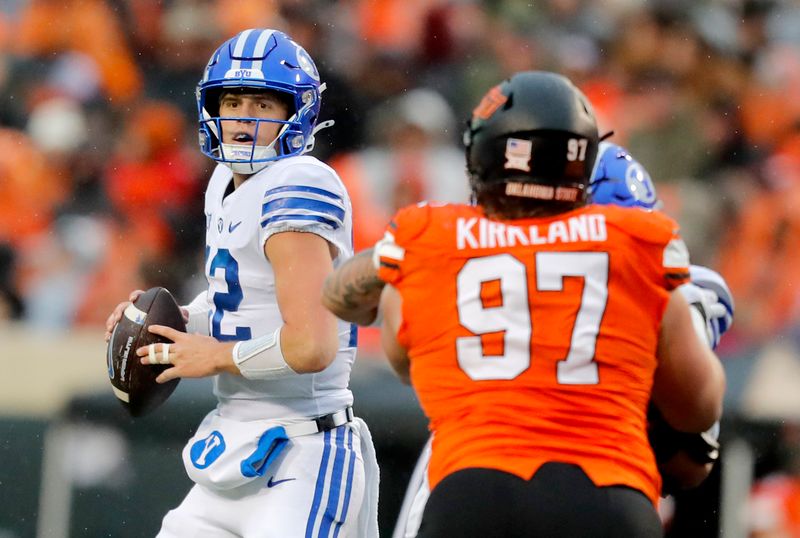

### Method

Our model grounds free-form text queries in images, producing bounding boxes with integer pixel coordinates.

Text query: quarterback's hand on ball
[136,326,236,383]
[104,289,145,342]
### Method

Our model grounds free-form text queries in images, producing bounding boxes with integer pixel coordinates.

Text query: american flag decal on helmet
[504,137,532,172]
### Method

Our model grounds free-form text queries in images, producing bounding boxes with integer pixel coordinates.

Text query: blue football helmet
[197,29,329,174]
[588,142,659,209]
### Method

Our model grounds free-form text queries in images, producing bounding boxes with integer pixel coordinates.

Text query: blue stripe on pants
[305,430,332,538]
[332,428,356,538]
[318,426,347,537]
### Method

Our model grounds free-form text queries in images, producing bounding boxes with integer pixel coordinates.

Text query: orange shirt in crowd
[0,128,66,246]
[377,202,691,504]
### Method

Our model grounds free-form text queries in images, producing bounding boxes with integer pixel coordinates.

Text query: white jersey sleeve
[258,158,352,259]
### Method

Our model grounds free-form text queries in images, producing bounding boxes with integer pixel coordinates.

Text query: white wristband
[232,327,297,380]
[183,291,210,336]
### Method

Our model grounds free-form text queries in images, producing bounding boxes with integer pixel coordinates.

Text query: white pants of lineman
[157,417,378,538]
[392,437,432,538]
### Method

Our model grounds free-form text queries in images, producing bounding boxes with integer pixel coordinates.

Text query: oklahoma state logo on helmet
[472,85,508,120]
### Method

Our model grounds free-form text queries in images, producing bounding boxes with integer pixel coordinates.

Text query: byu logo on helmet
[223,68,265,80]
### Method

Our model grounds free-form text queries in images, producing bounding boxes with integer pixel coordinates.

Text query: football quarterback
[105,28,378,538]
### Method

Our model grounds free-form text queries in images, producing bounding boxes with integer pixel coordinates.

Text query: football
[106,287,186,417]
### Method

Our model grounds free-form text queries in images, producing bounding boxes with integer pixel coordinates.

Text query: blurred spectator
[26,96,88,158]
[24,92,114,226]
[0,0,797,370]
[14,0,143,104]
[355,0,432,57]
[741,43,800,149]
[716,140,800,343]
[0,128,67,247]
[88,99,205,323]
[0,243,23,321]
[331,88,469,252]
[20,214,109,329]
[213,0,281,37]
[280,2,367,159]
[104,100,201,223]
[130,0,226,117]
[748,422,800,538]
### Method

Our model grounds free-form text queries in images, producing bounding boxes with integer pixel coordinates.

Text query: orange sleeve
[610,206,691,290]
[375,203,433,285]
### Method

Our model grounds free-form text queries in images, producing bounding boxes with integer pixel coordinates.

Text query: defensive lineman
[323,71,725,537]
[390,141,733,537]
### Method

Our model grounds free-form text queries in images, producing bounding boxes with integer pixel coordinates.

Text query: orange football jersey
[376,202,691,504]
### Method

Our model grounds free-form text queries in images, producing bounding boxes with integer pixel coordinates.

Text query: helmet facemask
[199,86,309,174]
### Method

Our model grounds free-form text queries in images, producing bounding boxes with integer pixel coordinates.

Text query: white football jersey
[202,156,357,421]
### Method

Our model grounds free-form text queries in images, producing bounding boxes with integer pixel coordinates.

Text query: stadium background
[2,0,800,536]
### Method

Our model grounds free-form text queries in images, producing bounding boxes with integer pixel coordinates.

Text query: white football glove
[677,265,734,349]
[689,264,734,336]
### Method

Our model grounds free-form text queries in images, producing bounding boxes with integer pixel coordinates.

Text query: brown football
[106,287,185,417]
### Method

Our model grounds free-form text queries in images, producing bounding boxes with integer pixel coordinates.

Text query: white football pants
[392,437,432,538]
[157,418,378,538]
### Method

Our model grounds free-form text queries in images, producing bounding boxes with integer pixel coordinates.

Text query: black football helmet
[464,71,599,203]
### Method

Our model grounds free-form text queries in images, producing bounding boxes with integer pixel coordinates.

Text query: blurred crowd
[2,0,800,534]
[1,0,799,350]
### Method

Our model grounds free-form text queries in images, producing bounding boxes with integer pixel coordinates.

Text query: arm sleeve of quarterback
[259,161,352,258]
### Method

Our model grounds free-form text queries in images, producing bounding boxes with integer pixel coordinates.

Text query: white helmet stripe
[230,29,253,71]
[250,29,276,72]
